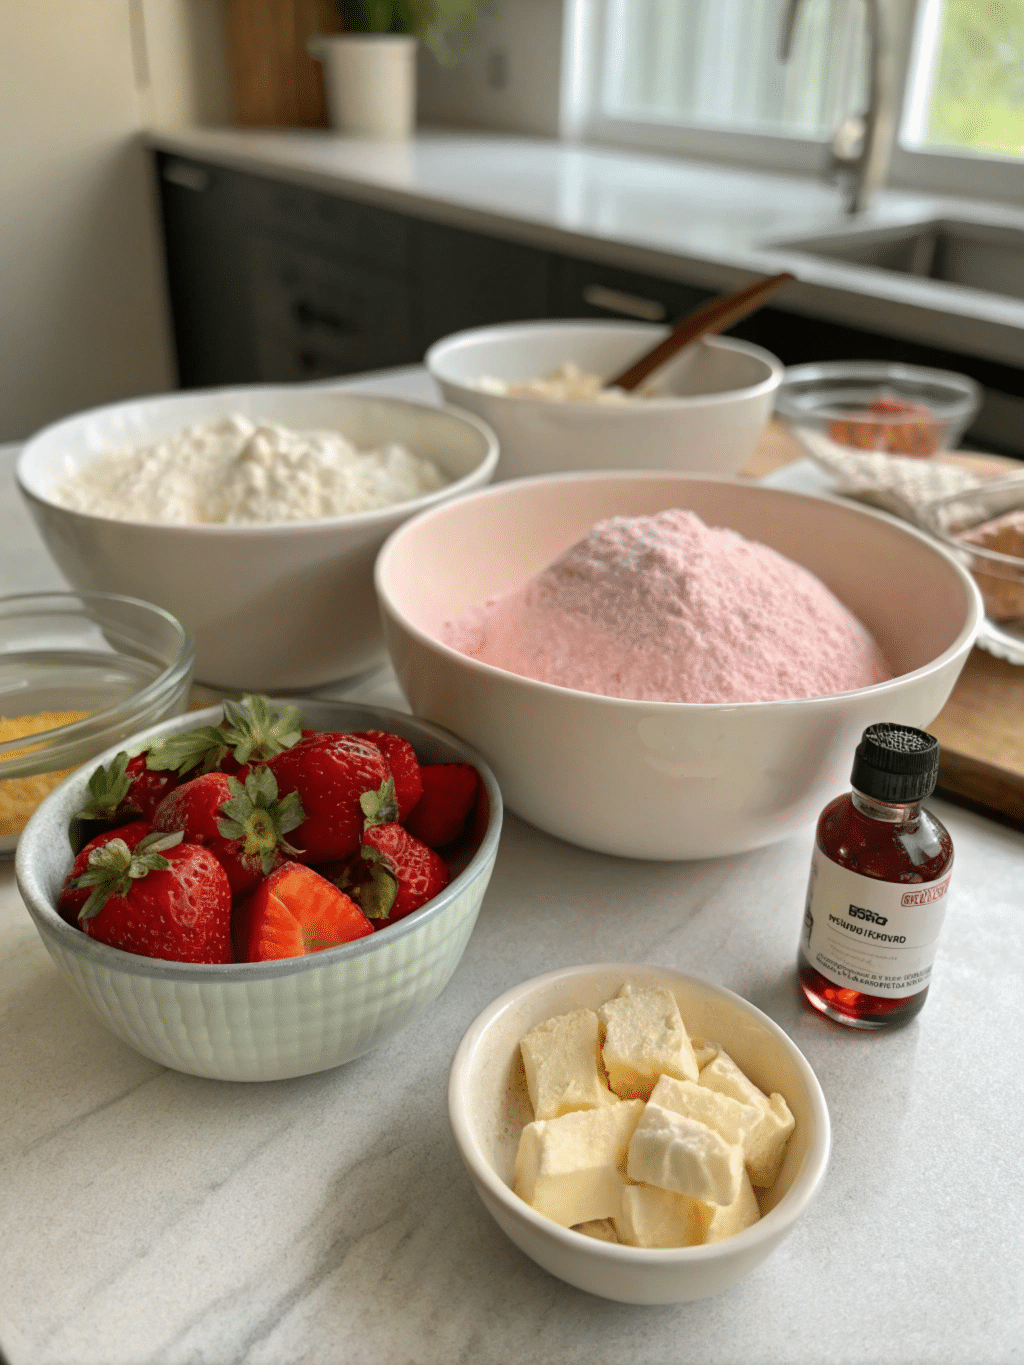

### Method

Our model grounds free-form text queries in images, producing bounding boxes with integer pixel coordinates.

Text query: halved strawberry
[405,764,479,849]
[152,768,304,898]
[351,730,423,821]
[266,733,391,864]
[236,862,374,962]
[356,823,450,926]
[69,753,178,852]
[69,829,233,964]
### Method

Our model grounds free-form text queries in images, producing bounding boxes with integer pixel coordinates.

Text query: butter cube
[699,1050,795,1187]
[703,1171,761,1243]
[598,983,699,1099]
[520,1008,617,1120]
[691,1038,719,1070]
[649,1075,764,1149]
[626,1102,744,1206]
[514,1100,646,1227]
[614,1184,711,1249]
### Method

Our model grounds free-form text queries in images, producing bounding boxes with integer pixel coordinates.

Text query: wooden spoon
[608,271,796,392]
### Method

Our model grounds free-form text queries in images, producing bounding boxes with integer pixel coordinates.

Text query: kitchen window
[566,0,1024,202]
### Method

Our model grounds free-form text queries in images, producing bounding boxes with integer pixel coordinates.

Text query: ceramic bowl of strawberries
[15,695,502,1082]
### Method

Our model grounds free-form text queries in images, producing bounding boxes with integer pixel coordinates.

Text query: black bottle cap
[850,723,940,804]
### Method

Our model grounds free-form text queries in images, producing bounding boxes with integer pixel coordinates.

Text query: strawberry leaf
[69,753,133,850]
[359,778,399,830]
[73,829,185,920]
[220,695,302,764]
[145,726,230,776]
[215,768,305,872]
[354,861,399,920]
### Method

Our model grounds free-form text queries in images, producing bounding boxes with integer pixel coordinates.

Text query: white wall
[0,1,177,442]
[417,0,566,138]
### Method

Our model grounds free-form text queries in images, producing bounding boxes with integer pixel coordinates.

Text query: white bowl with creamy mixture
[377,472,981,860]
[17,387,498,690]
[426,321,783,480]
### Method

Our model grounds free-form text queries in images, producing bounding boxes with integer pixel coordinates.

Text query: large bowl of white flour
[17,386,498,690]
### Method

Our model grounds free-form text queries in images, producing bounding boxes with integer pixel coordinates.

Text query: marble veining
[2,371,1022,1363]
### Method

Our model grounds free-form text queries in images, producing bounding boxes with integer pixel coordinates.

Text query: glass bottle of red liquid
[798,722,954,1029]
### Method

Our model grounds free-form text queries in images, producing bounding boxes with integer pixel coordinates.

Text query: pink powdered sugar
[444,510,892,703]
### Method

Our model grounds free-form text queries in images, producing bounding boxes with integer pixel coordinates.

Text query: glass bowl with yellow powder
[0,592,194,853]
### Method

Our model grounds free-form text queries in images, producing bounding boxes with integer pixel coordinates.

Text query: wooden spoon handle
[609,272,796,392]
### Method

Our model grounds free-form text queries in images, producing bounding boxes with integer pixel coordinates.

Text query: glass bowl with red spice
[0,591,194,853]
[775,360,980,459]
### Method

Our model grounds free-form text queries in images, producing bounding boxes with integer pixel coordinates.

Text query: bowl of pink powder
[376,473,981,860]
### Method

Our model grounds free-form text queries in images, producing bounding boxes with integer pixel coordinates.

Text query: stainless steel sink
[776,219,1024,300]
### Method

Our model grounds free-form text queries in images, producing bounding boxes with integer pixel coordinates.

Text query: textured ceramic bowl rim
[448,962,831,1266]
[0,590,195,771]
[16,387,500,533]
[774,359,981,426]
[426,323,784,412]
[16,701,502,984]
[376,469,983,712]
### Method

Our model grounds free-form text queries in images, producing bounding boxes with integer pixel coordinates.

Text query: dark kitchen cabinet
[155,152,1023,457]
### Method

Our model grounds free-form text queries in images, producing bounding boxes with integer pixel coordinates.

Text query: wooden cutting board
[745,423,1024,829]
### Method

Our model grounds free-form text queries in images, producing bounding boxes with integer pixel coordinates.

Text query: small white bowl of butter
[448,962,829,1305]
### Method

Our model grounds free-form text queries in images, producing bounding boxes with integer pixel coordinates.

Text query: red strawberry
[69,752,178,852]
[236,862,374,962]
[351,730,423,821]
[356,823,450,926]
[69,829,233,964]
[266,733,391,864]
[145,695,303,779]
[58,820,153,924]
[152,768,304,898]
[405,764,479,848]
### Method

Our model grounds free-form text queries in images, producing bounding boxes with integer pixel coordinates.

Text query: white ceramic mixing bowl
[376,472,982,860]
[17,386,498,690]
[16,698,502,1083]
[425,321,783,480]
[448,962,830,1304]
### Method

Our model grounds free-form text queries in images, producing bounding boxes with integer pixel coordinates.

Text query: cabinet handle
[581,284,667,322]
[162,160,210,193]
[294,300,357,336]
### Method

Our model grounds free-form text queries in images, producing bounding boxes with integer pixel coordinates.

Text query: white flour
[58,415,449,524]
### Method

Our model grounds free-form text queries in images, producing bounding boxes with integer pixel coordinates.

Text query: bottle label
[801,847,953,999]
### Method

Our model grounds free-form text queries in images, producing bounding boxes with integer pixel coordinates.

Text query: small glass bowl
[918,477,1024,665]
[775,361,981,456]
[0,592,195,853]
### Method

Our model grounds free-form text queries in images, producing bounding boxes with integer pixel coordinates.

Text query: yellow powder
[0,711,91,837]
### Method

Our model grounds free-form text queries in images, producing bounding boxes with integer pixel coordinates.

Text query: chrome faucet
[780,0,899,215]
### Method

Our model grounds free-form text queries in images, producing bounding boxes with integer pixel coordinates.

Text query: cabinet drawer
[251,238,417,380]
[249,175,412,275]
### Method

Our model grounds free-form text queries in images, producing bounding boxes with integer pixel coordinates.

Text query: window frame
[562,0,1024,206]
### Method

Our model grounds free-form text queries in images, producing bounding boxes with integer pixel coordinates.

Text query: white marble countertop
[2,369,1023,1364]
[147,125,1024,368]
